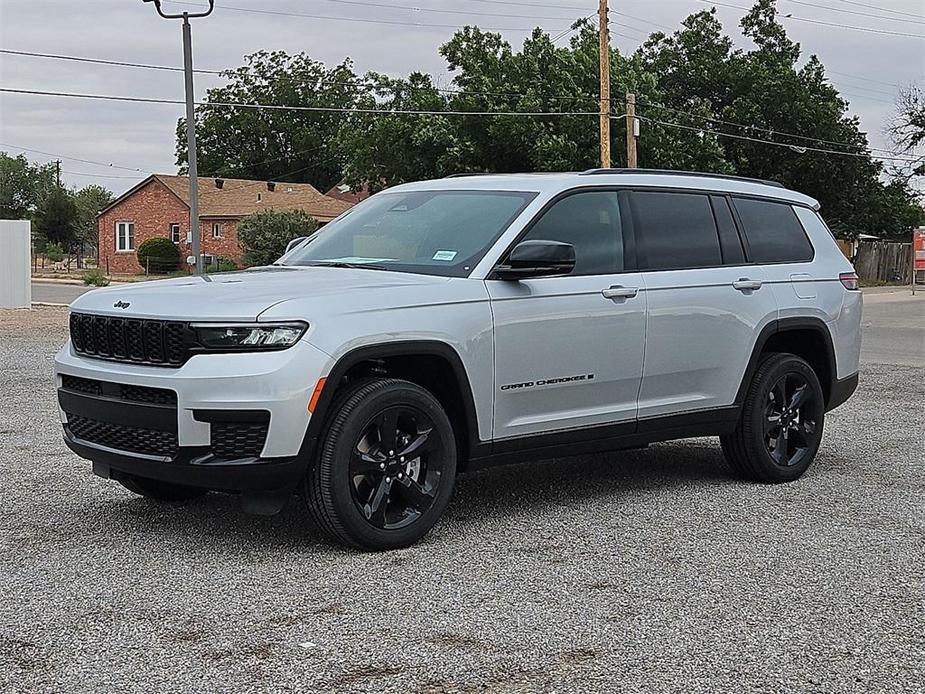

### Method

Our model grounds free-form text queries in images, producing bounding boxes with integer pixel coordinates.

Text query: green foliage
[81,268,110,287]
[237,209,319,267]
[137,237,180,274]
[33,188,79,250]
[0,152,56,219]
[178,51,363,192]
[206,258,238,273]
[178,1,923,240]
[44,242,65,263]
[73,184,115,251]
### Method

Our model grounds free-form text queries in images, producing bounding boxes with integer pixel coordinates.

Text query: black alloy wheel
[306,378,457,550]
[349,405,446,530]
[763,372,820,468]
[721,352,825,483]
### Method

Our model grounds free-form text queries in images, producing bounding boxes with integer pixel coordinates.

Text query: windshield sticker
[432,250,458,261]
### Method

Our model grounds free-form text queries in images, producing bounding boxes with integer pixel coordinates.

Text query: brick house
[98,174,354,274]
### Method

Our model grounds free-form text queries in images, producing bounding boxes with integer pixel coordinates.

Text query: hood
[70,266,450,321]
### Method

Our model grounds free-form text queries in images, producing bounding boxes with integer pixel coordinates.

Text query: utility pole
[55,159,61,188]
[598,0,611,169]
[143,0,214,275]
[625,93,638,168]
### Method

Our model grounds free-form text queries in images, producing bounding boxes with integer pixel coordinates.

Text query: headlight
[192,322,308,351]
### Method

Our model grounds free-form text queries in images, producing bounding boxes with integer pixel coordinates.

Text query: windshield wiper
[303,261,390,271]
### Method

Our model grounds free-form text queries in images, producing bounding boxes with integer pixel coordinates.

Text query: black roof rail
[578,168,786,189]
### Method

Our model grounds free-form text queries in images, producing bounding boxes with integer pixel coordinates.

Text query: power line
[694,0,925,38]
[633,99,901,153]
[830,0,925,21]
[638,115,922,162]
[307,0,579,21]
[160,0,568,32]
[61,170,146,180]
[0,48,223,75]
[0,142,148,173]
[782,0,925,25]
[0,87,605,116]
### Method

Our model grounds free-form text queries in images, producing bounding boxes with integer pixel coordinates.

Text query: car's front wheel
[305,378,457,550]
[721,352,825,483]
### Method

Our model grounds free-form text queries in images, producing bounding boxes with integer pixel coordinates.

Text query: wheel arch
[735,318,838,410]
[300,341,483,470]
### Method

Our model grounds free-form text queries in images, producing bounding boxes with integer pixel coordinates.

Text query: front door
[487,190,646,440]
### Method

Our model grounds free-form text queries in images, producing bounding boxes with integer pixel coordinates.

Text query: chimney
[214,178,224,189]
[267,181,276,192]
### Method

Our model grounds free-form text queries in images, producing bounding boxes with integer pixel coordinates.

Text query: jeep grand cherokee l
[55,169,862,550]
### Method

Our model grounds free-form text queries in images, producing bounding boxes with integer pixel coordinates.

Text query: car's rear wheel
[305,378,457,550]
[116,474,207,501]
[721,352,825,483]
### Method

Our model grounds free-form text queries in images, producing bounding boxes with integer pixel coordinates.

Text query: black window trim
[487,184,819,278]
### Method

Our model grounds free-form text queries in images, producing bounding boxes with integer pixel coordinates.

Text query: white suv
[55,169,862,550]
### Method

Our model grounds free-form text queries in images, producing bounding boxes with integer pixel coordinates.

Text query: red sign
[916,228,925,272]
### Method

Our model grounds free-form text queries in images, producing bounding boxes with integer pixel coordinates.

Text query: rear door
[632,190,779,420]
[488,190,646,440]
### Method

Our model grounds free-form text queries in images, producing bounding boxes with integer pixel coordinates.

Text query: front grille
[69,313,194,367]
[61,375,177,406]
[67,415,178,457]
[210,422,269,459]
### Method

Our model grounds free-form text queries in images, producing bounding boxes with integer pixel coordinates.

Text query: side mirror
[284,236,309,255]
[493,240,576,280]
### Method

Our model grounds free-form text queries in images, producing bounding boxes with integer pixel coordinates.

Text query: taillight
[839,272,860,290]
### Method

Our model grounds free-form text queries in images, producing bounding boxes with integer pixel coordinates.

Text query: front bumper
[54,338,332,494]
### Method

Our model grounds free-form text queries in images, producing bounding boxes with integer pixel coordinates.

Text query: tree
[889,85,925,179]
[237,209,319,266]
[0,152,56,219]
[137,237,180,274]
[32,187,79,251]
[177,51,364,192]
[73,184,115,253]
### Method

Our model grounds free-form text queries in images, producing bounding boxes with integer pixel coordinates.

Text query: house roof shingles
[155,175,354,220]
[101,174,354,221]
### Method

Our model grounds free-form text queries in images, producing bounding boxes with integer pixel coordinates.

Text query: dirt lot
[1,302,922,693]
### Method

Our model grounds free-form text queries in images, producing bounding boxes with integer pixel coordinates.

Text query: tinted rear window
[632,192,722,270]
[733,198,814,263]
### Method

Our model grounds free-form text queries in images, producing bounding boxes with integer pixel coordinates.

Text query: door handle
[732,279,763,292]
[602,286,638,300]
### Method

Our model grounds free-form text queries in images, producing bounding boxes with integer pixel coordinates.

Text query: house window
[256,193,262,202]
[170,223,181,244]
[212,222,223,238]
[116,221,135,252]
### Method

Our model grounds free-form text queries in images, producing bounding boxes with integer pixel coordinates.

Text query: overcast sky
[0,0,922,195]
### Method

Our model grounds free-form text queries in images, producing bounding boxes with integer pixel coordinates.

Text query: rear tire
[305,378,457,551]
[721,352,825,483]
[117,475,207,501]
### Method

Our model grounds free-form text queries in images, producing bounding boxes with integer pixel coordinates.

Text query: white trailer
[0,220,32,309]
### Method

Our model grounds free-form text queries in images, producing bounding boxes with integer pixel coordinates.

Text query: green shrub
[206,258,238,273]
[82,268,110,287]
[137,237,180,274]
[237,209,318,267]
[45,242,65,263]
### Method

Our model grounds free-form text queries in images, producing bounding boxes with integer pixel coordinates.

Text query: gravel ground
[1,306,923,693]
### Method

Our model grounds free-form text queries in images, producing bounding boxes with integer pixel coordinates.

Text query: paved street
[31,280,94,306]
[0,292,922,693]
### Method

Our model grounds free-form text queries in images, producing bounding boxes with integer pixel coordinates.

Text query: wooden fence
[854,241,912,284]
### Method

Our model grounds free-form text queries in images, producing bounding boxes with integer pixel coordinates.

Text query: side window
[710,195,746,265]
[632,192,721,270]
[732,197,814,263]
[169,223,181,244]
[520,191,624,276]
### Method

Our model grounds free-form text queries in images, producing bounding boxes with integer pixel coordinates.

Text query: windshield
[282,189,537,277]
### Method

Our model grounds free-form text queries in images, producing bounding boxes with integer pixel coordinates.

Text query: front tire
[721,353,825,483]
[305,378,457,550]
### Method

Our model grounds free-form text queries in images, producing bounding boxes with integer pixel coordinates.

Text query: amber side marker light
[839,272,860,290]
[308,378,327,413]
